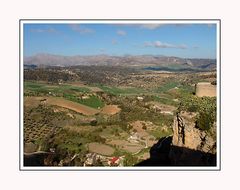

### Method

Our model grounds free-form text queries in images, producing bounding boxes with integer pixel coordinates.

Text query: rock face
[169,111,216,166]
[136,111,216,166]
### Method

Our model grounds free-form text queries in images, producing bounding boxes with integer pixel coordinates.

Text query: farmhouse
[108,156,124,166]
[82,95,90,99]
[137,96,144,101]
[108,157,120,166]
[128,132,140,143]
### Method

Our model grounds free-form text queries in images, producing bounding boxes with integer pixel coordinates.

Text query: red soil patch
[101,105,121,115]
[131,121,149,135]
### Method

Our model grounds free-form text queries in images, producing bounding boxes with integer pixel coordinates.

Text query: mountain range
[24,53,216,70]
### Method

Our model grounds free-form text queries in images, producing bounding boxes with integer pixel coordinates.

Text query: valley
[23,62,217,167]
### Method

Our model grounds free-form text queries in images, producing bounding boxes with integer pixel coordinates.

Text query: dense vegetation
[144,65,203,72]
[179,95,216,130]
[24,105,70,145]
[24,66,138,85]
[97,85,146,95]
[24,69,79,82]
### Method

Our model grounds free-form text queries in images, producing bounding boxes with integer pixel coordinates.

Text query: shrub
[196,112,213,131]
[211,80,217,85]
[123,154,139,166]
[142,125,147,130]
[179,95,216,131]
[90,120,97,126]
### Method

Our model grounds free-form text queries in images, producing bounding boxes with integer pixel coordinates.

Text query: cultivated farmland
[23,65,217,167]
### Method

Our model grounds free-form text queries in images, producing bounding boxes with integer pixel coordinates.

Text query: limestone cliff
[169,111,216,166]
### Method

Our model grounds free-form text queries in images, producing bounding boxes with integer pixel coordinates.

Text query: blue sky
[24,23,217,58]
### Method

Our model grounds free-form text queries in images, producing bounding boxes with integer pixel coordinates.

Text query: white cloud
[114,24,191,30]
[117,30,126,36]
[144,41,187,49]
[30,27,58,34]
[139,24,165,30]
[69,24,94,34]
[114,24,168,30]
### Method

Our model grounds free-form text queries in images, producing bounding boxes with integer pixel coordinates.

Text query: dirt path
[24,151,49,156]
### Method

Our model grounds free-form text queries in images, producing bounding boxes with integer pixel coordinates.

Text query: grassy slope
[24,81,104,108]
[24,81,90,93]
[63,94,104,109]
[97,85,146,95]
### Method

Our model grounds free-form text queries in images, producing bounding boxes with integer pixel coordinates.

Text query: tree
[142,124,147,130]
[124,154,138,166]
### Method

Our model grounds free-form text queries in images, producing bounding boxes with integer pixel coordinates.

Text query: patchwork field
[23,67,216,166]
[25,96,99,115]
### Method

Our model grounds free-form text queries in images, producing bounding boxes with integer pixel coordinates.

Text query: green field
[155,81,193,93]
[97,85,146,95]
[24,81,90,94]
[63,93,104,109]
[25,81,146,96]
[24,81,104,108]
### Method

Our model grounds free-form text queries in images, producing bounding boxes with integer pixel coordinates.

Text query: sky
[23,23,217,59]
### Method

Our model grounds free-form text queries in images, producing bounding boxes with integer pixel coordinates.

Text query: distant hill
[24,53,216,70]
[24,64,37,69]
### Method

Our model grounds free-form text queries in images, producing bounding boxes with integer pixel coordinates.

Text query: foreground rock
[137,111,216,166]
[169,111,216,166]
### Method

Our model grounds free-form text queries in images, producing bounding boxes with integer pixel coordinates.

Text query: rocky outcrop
[137,111,216,166]
[169,111,216,166]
